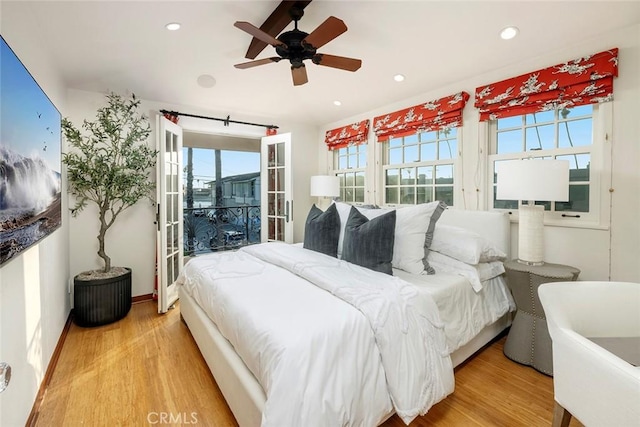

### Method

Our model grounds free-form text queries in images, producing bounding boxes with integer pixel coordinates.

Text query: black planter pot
[73,268,132,327]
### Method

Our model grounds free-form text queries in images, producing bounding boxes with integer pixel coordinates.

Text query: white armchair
[538,281,640,427]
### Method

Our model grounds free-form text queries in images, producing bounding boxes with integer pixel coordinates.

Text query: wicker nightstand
[503,260,580,375]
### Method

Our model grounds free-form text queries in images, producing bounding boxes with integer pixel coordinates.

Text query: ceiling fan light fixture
[165,22,181,31]
[500,26,519,40]
[393,74,405,82]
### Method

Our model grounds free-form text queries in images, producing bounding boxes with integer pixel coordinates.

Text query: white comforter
[178,242,454,426]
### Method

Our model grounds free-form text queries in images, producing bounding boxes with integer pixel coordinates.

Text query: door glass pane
[276,143,284,166]
[165,131,172,162]
[172,164,179,192]
[268,193,275,215]
[165,195,171,221]
[166,257,173,283]
[277,218,284,240]
[276,168,284,191]
[172,194,178,221]
[172,223,179,251]
[166,224,173,254]
[268,144,276,167]
[173,256,180,283]
[268,169,275,191]
[277,193,284,215]
[268,218,275,240]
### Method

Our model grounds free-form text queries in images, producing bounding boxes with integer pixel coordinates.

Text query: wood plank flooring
[33,301,583,426]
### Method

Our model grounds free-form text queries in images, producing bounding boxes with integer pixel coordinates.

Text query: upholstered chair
[538,281,640,427]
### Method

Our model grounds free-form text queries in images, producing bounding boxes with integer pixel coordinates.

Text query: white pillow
[427,250,505,292]
[431,224,507,265]
[335,201,446,274]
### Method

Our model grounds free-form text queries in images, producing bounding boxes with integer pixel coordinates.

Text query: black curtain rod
[160,109,279,130]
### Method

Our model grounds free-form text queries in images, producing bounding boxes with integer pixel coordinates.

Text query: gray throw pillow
[342,206,396,275]
[303,203,340,257]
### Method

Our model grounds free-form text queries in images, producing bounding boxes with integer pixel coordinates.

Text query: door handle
[155,203,160,231]
[285,200,289,223]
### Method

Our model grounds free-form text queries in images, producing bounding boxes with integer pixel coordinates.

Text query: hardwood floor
[33,301,583,426]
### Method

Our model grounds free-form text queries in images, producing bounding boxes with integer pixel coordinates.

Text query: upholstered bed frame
[179,208,511,427]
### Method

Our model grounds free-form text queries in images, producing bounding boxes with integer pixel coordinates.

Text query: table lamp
[497,159,569,265]
[310,175,340,210]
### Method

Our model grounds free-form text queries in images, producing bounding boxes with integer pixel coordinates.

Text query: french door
[261,133,293,243]
[156,115,183,313]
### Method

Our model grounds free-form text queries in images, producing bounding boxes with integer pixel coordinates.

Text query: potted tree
[62,92,157,327]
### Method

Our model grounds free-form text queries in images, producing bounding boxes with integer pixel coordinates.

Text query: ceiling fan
[233,5,362,86]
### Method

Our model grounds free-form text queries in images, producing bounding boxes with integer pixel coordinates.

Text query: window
[333,144,366,203]
[489,104,606,223]
[383,128,457,206]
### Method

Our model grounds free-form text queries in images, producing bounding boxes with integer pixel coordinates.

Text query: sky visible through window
[183,148,260,188]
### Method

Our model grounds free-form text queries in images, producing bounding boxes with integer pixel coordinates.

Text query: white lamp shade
[496,159,570,202]
[310,175,340,197]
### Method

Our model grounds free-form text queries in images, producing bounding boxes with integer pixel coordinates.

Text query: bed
[177,205,514,427]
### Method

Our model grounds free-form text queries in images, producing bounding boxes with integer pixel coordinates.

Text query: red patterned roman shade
[325,119,370,151]
[475,48,618,121]
[373,91,470,142]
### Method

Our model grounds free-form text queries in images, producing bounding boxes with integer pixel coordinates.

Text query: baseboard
[132,293,153,304]
[26,310,73,427]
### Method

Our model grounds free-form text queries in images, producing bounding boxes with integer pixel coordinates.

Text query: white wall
[0,30,70,427]
[66,89,319,297]
[318,24,640,282]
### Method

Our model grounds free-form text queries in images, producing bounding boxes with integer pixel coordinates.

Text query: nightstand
[503,260,580,376]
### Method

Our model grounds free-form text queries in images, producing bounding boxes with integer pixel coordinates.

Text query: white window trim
[486,103,612,230]
[380,130,462,208]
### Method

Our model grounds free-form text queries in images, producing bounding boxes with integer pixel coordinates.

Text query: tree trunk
[97,208,111,272]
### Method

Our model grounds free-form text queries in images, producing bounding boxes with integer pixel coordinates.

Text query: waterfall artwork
[0,36,62,266]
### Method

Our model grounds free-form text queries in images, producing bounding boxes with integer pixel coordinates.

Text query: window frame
[332,144,368,204]
[486,103,612,228]
[381,128,461,207]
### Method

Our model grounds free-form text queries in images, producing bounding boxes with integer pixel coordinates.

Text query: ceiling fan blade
[313,54,362,72]
[245,1,313,59]
[234,21,285,48]
[291,65,308,86]
[234,57,282,69]
[302,16,347,49]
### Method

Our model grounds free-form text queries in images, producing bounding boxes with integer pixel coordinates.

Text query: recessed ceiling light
[500,26,519,40]
[333,100,342,106]
[197,74,216,88]
[165,22,181,31]
[393,74,405,82]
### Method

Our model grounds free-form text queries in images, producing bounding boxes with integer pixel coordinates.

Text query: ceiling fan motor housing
[276,29,317,68]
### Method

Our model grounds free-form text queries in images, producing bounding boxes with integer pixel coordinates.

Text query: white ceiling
[4,1,640,127]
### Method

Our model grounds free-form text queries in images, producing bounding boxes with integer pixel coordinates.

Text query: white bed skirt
[179,287,510,427]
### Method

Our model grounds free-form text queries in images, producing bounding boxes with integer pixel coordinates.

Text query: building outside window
[382,128,458,206]
[488,104,602,222]
[333,144,366,203]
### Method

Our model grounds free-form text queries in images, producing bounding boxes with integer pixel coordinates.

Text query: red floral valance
[474,48,618,121]
[373,91,470,142]
[325,119,370,151]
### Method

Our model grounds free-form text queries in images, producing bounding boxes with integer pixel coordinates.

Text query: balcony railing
[183,205,261,256]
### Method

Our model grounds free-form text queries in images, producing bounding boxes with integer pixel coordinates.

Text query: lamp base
[518,204,545,265]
